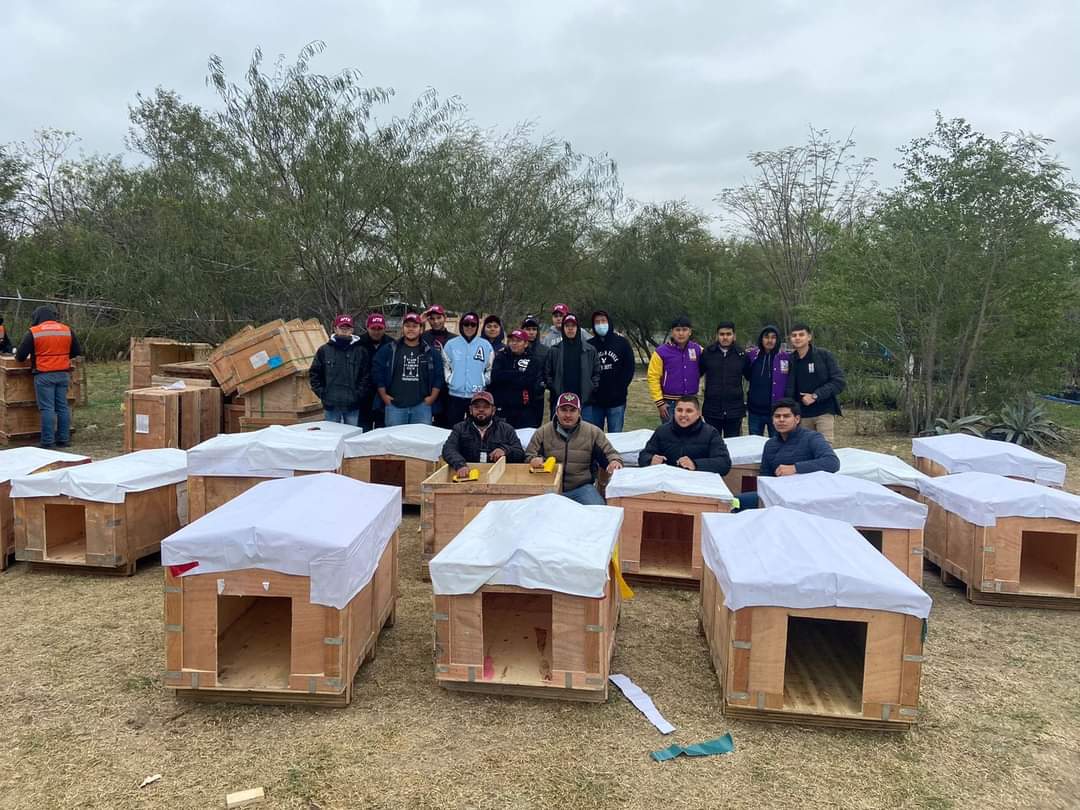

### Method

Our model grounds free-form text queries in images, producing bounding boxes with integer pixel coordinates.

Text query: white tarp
[605,464,734,501]
[911,434,1065,486]
[187,425,345,477]
[429,493,623,597]
[918,471,1080,527]
[701,507,932,619]
[10,448,187,504]
[836,447,928,489]
[344,424,450,462]
[0,447,90,484]
[726,434,768,466]
[161,473,402,609]
[607,429,655,466]
[515,428,536,449]
[284,421,364,439]
[759,470,928,530]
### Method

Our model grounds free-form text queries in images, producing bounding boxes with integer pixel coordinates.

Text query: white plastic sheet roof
[0,447,90,484]
[161,473,401,609]
[187,425,345,477]
[515,427,536,449]
[911,434,1065,486]
[725,434,768,466]
[701,507,932,619]
[607,429,655,466]
[758,471,928,530]
[10,448,187,504]
[344,424,450,462]
[836,447,928,489]
[605,464,734,501]
[429,493,623,597]
[284,421,364,439]
[918,471,1080,527]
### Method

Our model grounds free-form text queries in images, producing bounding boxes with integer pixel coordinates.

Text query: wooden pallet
[624,572,701,590]
[722,704,912,731]
[441,679,609,703]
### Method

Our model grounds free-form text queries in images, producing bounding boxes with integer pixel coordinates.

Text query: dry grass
[1,369,1078,809]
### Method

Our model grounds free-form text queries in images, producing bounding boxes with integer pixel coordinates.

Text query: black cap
[521,314,540,328]
[671,315,692,329]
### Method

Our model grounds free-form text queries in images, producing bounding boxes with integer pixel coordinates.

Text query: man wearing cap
[442,391,526,478]
[420,305,453,427]
[521,315,548,363]
[647,316,703,423]
[526,392,622,506]
[372,312,444,426]
[540,304,569,348]
[585,310,636,433]
[356,313,394,431]
[490,329,545,428]
[308,315,371,427]
[543,312,599,416]
[442,311,494,427]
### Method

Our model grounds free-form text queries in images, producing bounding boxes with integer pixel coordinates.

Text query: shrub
[987,396,1064,450]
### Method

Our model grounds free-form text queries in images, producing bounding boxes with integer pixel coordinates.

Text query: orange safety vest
[29,320,73,373]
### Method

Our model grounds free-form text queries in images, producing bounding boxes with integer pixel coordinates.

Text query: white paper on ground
[161,473,402,609]
[609,674,675,734]
[606,429,655,466]
[284,420,365,439]
[725,434,768,466]
[604,464,733,501]
[911,434,1065,486]
[836,447,928,489]
[10,448,187,504]
[701,507,932,619]
[429,493,623,597]
[343,424,450,461]
[758,471,927,529]
[917,471,1080,527]
[0,447,90,484]
[187,425,345,477]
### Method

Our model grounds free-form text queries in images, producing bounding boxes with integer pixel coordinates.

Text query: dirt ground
[0,368,1078,809]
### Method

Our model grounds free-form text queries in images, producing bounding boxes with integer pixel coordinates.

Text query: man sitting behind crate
[637,395,732,475]
[442,391,526,479]
[525,392,623,506]
[736,397,840,510]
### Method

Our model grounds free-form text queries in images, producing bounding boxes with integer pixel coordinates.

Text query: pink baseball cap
[333,314,354,329]
[470,391,495,405]
[403,313,422,325]
[509,329,528,341]
[563,313,578,325]
[556,392,581,410]
[425,304,445,316]
[552,304,569,315]
[366,314,386,328]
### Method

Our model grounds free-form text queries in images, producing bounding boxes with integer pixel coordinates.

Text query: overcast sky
[4,1,1079,224]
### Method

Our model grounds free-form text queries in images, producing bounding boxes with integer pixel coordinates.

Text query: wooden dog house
[12,449,187,575]
[0,447,90,570]
[700,507,932,730]
[430,493,629,702]
[162,473,401,706]
[342,424,449,506]
[594,429,654,494]
[605,465,734,585]
[912,434,1065,487]
[186,425,350,521]
[835,447,929,501]
[758,471,928,585]
[723,435,768,496]
[919,472,1080,608]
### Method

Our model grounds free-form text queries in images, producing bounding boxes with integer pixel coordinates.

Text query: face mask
[594,323,609,337]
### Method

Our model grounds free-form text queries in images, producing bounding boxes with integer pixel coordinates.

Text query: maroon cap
[403,313,422,325]
[333,314,354,329]
[563,313,578,325]
[461,314,479,325]
[552,304,569,315]
[556,392,581,410]
[425,304,445,316]
[509,329,528,341]
[470,391,495,405]
[366,313,386,329]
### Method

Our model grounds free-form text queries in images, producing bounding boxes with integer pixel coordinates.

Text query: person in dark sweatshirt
[490,329,545,428]
[543,313,599,415]
[441,391,526,478]
[421,304,454,427]
[638,396,731,475]
[700,321,746,438]
[584,310,635,433]
[784,322,845,443]
[356,313,395,431]
[736,398,839,508]
[482,315,505,352]
[744,324,791,438]
[308,314,371,426]
[0,316,13,354]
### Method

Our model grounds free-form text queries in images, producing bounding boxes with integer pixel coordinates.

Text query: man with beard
[441,391,525,479]
[355,313,394,431]
[490,329,545,428]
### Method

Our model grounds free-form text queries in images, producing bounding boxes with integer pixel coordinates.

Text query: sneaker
[56,441,71,448]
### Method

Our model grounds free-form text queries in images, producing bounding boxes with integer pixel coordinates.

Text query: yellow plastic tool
[610,544,635,600]
[530,456,557,474]
[452,468,481,483]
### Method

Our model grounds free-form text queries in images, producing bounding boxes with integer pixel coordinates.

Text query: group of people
[308,305,846,507]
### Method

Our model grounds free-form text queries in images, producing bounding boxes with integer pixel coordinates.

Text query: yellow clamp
[530,456,557,474]
[452,468,481,483]
[610,544,635,600]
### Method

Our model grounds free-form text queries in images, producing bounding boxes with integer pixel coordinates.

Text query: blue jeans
[582,404,626,433]
[323,408,360,426]
[561,483,606,506]
[34,371,71,446]
[748,413,777,438]
[660,398,678,423]
[385,401,433,426]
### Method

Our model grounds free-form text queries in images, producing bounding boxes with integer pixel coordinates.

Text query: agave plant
[923,414,988,437]
[988,396,1063,449]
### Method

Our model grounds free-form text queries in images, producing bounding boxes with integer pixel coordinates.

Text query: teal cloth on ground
[650,733,735,762]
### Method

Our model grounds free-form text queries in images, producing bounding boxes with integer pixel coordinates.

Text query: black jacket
[0,321,12,354]
[490,348,544,412]
[309,336,371,411]
[356,331,394,355]
[785,344,846,417]
[587,326,635,408]
[441,417,525,469]
[15,305,82,373]
[543,336,600,404]
[638,418,732,475]
[701,342,747,420]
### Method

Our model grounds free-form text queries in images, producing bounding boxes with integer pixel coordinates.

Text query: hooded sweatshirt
[744,325,791,416]
[442,312,494,399]
[587,310,636,408]
[482,315,505,352]
[16,305,82,373]
[543,322,599,404]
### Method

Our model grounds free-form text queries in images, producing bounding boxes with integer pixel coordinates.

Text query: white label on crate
[217,578,225,595]
[135,414,150,434]
[249,350,270,369]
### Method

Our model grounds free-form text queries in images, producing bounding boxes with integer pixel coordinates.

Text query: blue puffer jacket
[759,426,840,477]
[442,321,494,399]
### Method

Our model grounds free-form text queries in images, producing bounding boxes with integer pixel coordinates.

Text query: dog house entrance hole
[217,595,292,688]
[783,617,866,717]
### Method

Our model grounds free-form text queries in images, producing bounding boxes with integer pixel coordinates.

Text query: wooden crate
[224,402,245,434]
[207,319,327,396]
[238,411,324,431]
[699,565,924,730]
[130,338,212,390]
[156,360,218,385]
[1,455,91,571]
[342,456,438,506]
[0,403,77,444]
[165,533,398,706]
[243,373,321,418]
[852,526,924,586]
[607,492,731,585]
[723,463,760,497]
[123,386,223,452]
[434,579,620,702]
[420,459,562,572]
[14,484,180,575]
